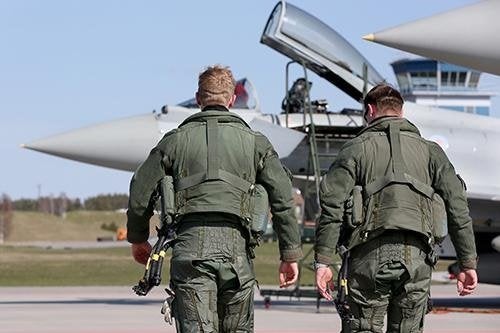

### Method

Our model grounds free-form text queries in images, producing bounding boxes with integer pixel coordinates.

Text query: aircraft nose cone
[23,114,162,171]
[364,1,500,75]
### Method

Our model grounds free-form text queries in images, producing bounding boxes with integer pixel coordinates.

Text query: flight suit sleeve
[255,135,302,262]
[127,136,174,243]
[314,145,357,265]
[429,142,477,270]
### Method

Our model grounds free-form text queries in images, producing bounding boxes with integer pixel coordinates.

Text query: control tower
[391,58,495,116]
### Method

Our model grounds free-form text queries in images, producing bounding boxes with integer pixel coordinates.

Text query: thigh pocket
[231,255,255,287]
[174,287,217,325]
[400,304,426,333]
[402,255,431,305]
[174,287,203,321]
[349,249,377,295]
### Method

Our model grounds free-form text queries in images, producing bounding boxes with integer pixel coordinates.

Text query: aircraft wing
[248,118,305,158]
[363,0,500,76]
[403,104,500,202]
[466,185,500,202]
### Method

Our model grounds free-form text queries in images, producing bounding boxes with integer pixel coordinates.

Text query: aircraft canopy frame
[261,1,384,101]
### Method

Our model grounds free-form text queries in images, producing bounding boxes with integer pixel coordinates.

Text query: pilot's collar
[202,105,229,112]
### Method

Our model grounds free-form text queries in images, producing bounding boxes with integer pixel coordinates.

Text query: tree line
[12,193,129,213]
[1,194,12,243]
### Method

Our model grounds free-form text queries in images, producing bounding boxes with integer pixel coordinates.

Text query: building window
[458,72,467,86]
[441,72,449,86]
[441,106,464,112]
[465,106,474,113]
[410,71,437,90]
[469,72,480,88]
[449,72,457,86]
[396,73,410,93]
[475,106,489,115]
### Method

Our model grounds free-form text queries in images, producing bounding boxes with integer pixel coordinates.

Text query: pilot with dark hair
[314,83,478,332]
[127,65,302,332]
[281,78,312,113]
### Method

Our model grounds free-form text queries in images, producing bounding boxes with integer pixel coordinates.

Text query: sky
[1,0,499,200]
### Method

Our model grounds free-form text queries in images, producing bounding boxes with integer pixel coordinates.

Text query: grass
[7,211,124,241]
[2,211,315,287]
[0,246,141,286]
[1,211,452,287]
[0,242,317,287]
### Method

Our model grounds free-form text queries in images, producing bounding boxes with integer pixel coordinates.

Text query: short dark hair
[363,84,404,113]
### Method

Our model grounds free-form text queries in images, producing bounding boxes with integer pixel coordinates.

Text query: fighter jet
[363,0,500,76]
[24,1,500,259]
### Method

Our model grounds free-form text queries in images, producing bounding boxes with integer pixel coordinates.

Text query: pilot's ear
[227,94,237,108]
[368,104,377,118]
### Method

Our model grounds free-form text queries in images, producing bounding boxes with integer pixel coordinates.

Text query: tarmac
[1,283,500,333]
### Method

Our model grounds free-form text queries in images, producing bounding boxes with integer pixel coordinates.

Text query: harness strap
[364,173,434,198]
[364,123,434,199]
[389,123,404,175]
[207,118,219,180]
[175,172,206,192]
[219,169,253,193]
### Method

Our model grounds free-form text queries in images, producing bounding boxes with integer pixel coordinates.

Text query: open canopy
[261,1,384,101]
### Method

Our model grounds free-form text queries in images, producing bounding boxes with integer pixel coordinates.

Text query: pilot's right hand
[279,261,299,288]
[456,269,478,296]
[315,266,334,301]
[131,241,152,265]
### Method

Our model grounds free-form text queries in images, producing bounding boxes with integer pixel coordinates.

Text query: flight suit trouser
[347,231,432,333]
[169,217,255,333]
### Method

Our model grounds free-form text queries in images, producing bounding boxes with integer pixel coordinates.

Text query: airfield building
[391,58,495,116]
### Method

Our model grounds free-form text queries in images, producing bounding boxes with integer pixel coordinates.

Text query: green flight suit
[315,116,477,333]
[127,107,302,333]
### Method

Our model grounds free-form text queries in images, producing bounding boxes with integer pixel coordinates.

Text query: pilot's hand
[456,269,478,296]
[131,241,152,265]
[315,266,334,301]
[279,261,299,288]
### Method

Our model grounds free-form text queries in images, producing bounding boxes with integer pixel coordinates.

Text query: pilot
[126,65,302,332]
[314,84,478,332]
[281,78,312,113]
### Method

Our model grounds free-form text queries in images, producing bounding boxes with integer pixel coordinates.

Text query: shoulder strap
[389,122,404,176]
[207,118,219,180]
[364,122,434,198]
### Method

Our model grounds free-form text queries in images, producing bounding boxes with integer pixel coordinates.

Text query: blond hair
[197,65,236,107]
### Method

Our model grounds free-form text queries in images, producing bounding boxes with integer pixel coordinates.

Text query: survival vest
[347,122,446,249]
[171,111,270,234]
